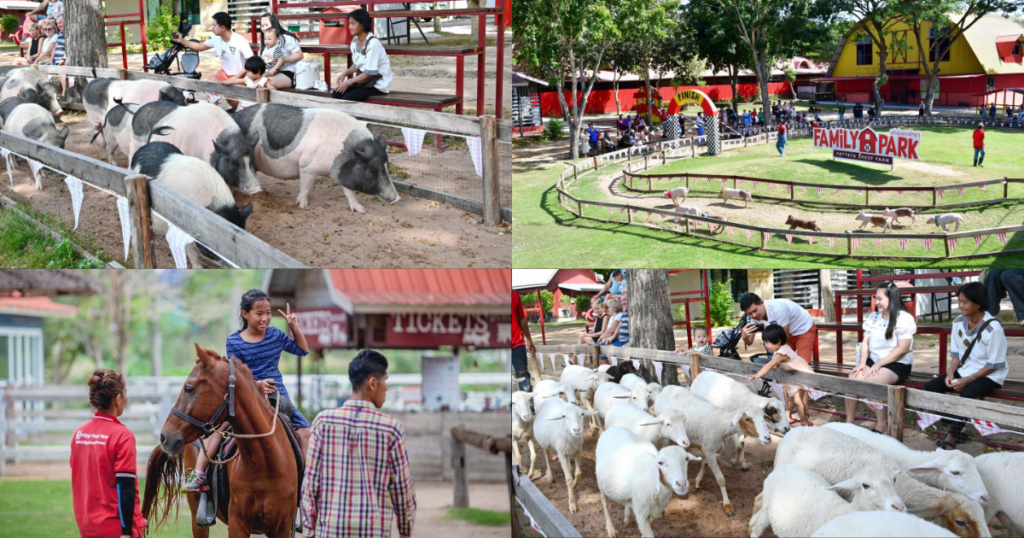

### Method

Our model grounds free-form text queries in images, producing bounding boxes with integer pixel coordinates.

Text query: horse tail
[142,445,182,532]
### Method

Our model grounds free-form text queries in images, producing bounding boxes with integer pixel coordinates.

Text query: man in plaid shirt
[301,350,417,537]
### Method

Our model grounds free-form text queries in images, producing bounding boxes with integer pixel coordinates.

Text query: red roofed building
[511,269,603,319]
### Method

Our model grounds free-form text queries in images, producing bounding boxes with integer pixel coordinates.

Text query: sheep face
[830,465,906,513]
[909,450,989,505]
[535,380,579,406]
[543,403,595,438]
[619,387,650,411]
[584,371,611,392]
[640,409,690,448]
[936,500,985,538]
[733,405,772,445]
[512,391,534,423]
[655,445,702,496]
[762,398,790,435]
[646,383,663,406]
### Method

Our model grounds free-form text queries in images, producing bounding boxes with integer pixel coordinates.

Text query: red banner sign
[387,313,513,348]
[294,308,350,348]
[813,126,921,164]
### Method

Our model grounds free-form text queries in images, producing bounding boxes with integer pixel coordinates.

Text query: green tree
[604,39,644,115]
[680,1,753,115]
[616,0,680,126]
[0,14,19,36]
[146,5,180,52]
[841,0,902,115]
[513,0,618,159]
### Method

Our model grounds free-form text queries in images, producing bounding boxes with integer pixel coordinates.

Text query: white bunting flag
[563,354,572,368]
[875,237,883,247]
[973,419,1005,436]
[738,180,743,188]
[806,387,830,400]
[865,400,885,411]
[899,238,907,251]
[999,232,1007,246]
[770,183,775,193]
[785,234,793,245]
[938,189,944,199]
[975,235,983,247]
[753,181,758,190]
[808,236,814,245]
[722,178,727,186]
[727,226,733,237]
[401,128,427,156]
[916,411,942,430]
[1,148,11,186]
[577,353,587,366]
[164,221,195,269]
[610,355,618,366]
[64,176,84,229]
[204,92,221,104]
[828,236,835,248]
[852,237,860,250]
[516,499,547,538]
[768,382,786,402]
[116,196,131,261]
[763,232,770,244]
[68,76,74,87]
[957,187,964,197]
[631,359,640,371]
[924,238,932,252]
[950,238,957,252]
[746,229,752,240]
[801,186,807,195]
[466,136,483,177]
[653,361,663,382]
[28,159,45,184]
[585,203,590,209]
[681,365,691,381]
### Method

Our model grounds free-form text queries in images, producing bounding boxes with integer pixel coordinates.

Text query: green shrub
[0,14,19,35]
[543,118,564,141]
[574,295,591,314]
[538,290,554,313]
[146,5,179,53]
[687,279,738,328]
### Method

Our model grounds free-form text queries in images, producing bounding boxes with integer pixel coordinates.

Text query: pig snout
[389,194,401,205]
[242,185,263,196]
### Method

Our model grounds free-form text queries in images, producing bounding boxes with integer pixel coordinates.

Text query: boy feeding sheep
[748,324,814,427]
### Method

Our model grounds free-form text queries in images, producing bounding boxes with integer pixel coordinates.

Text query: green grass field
[513,125,1024,267]
[0,479,225,537]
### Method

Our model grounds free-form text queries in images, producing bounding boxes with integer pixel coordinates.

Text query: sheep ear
[759,400,770,409]
[612,395,631,399]
[731,412,744,427]
[908,460,942,473]
[827,478,860,491]
[652,460,661,493]
[891,470,900,481]
[584,375,597,381]
[582,409,599,416]
[685,452,702,462]
[639,417,663,427]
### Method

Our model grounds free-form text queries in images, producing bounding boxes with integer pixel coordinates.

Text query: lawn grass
[513,125,1024,268]
[442,507,510,526]
[0,479,225,537]
[0,207,100,268]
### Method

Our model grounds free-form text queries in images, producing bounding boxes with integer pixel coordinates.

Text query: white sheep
[560,365,610,431]
[811,511,957,537]
[974,451,1024,536]
[596,426,702,538]
[512,390,539,479]
[605,402,690,448]
[776,426,990,538]
[594,382,650,419]
[532,379,579,411]
[750,464,905,537]
[619,373,662,408]
[689,370,790,471]
[531,397,598,513]
[823,423,989,504]
[653,384,772,517]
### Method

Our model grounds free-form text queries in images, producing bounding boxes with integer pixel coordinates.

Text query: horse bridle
[171,357,237,438]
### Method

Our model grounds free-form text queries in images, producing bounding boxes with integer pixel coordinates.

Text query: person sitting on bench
[258,13,303,90]
[845,282,916,435]
[924,282,1008,450]
[332,9,392,102]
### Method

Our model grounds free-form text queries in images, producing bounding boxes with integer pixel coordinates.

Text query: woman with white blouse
[332,9,391,101]
[924,282,1008,450]
[845,282,917,435]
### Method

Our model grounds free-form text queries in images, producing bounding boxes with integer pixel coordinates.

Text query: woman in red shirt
[70,370,146,538]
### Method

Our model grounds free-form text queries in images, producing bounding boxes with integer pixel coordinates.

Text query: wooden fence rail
[27,65,511,225]
[0,131,306,268]
[530,345,1024,440]
[449,427,512,510]
[512,463,583,538]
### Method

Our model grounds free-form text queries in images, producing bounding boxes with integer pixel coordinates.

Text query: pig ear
[59,125,69,141]
[375,134,387,152]
[148,125,174,142]
[240,202,253,219]
[247,131,260,147]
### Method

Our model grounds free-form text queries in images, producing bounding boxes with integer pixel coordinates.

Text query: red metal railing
[105,0,149,70]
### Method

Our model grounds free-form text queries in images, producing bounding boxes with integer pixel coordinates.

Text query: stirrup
[196,491,216,528]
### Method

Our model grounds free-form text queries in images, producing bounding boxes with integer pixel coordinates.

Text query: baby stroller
[144,19,201,80]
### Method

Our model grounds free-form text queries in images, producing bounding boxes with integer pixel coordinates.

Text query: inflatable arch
[665,89,718,117]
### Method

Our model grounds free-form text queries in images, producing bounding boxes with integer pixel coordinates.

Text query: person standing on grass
[776,121,787,156]
[512,290,535,392]
[973,123,985,167]
[923,282,1008,450]
[301,350,417,538]
[70,370,146,538]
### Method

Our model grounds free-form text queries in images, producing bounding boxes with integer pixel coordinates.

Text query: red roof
[0,296,79,317]
[325,269,510,313]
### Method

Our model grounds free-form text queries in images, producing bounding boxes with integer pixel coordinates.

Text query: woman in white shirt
[332,9,391,101]
[845,282,916,435]
[924,282,1008,450]
[258,13,303,89]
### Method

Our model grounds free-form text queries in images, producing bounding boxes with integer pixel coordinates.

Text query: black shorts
[278,70,295,84]
[866,358,912,384]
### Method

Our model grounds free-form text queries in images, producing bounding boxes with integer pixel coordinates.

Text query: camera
[738,314,764,332]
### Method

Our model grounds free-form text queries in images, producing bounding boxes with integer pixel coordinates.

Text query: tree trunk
[433,3,443,33]
[758,65,771,128]
[872,27,888,116]
[626,269,679,386]
[821,269,836,323]
[469,0,480,43]
[729,66,739,117]
[65,0,107,106]
[643,45,654,128]
[108,272,129,374]
[613,72,621,115]
[150,291,162,376]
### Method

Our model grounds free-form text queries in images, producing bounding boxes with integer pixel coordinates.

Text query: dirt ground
[1,112,508,268]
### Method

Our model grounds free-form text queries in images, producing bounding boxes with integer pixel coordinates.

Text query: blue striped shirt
[226,326,310,427]
[52,32,65,65]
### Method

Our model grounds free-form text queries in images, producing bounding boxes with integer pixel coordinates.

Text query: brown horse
[143,343,298,538]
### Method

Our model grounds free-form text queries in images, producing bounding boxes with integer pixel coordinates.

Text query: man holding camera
[740,293,817,363]
[172,12,251,109]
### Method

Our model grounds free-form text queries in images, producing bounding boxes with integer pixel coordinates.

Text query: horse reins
[170,357,283,465]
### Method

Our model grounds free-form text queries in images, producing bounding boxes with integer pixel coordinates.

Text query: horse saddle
[192,403,306,528]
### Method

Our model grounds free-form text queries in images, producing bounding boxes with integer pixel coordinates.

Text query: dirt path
[1,112,508,268]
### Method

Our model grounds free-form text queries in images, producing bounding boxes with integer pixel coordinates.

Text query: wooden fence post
[689,351,701,379]
[527,349,543,384]
[944,238,951,258]
[1005,178,1009,200]
[256,87,271,104]
[848,236,853,256]
[508,445,520,538]
[593,344,601,369]
[451,436,469,508]
[125,174,156,268]
[480,116,502,226]
[117,68,128,80]
[933,188,937,207]
[887,386,906,442]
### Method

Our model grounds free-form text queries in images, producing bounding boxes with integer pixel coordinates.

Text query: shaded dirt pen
[1,113,508,268]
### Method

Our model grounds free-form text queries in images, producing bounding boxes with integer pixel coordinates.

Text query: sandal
[936,439,957,450]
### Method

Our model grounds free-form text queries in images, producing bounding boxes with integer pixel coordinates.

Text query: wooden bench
[810,360,1024,402]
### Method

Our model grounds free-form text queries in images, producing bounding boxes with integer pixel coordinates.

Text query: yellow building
[819,13,1024,107]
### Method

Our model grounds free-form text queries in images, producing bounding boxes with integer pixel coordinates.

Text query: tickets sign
[813,126,921,165]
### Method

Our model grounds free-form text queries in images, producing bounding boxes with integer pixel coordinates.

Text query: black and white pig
[3,103,69,189]
[83,78,186,135]
[0,96,31,128]
[91,98,140,165]
[129,101,262,196]
[131,141,254,267]
[233,104,399,211]
[0,67,62,116]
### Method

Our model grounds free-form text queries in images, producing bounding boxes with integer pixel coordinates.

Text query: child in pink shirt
[749,324,813,426]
